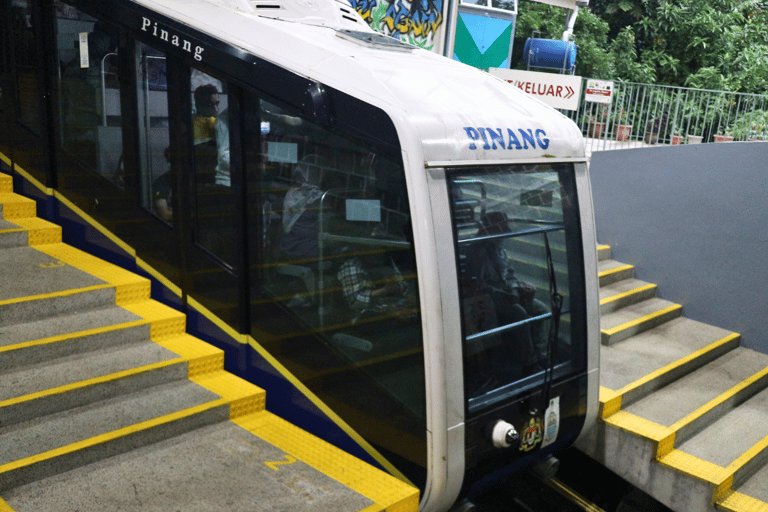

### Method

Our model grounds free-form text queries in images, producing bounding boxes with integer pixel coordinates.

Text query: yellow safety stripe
[601,304,682,336]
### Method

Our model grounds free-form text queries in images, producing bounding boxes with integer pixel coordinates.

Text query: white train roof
[135,0,586,162]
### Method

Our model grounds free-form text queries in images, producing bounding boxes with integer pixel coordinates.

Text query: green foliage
[729,109,768,140]
[632,0,768,92]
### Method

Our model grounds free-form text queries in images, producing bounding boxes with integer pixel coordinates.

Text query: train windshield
[447,163,586,415]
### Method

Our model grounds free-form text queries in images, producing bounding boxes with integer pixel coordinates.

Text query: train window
[190,68,235,265]
[247,93,427,475]
[12,0,44,133]
[448,163,585,414]
[135,43,172,223]
[56,3,123,182]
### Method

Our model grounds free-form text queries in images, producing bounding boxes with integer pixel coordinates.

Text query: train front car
[367,58,600,510]
[121,1,599,509]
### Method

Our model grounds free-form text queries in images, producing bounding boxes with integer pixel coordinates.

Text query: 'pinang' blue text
[463,127,549,151]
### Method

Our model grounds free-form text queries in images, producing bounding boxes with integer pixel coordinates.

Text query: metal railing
[565,80,768,152]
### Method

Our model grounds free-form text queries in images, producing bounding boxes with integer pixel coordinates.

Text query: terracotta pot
[714,134,734,143]
[671,135,684,145]
[615,124,633,142]
[589,122,606,138]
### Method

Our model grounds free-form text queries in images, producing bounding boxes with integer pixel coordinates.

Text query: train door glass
[447,163,586,414]
[189,68,235,265]
[56,3,123,183]
[136,43,171,223]
[12,0,43,134]
[245,93,427,481]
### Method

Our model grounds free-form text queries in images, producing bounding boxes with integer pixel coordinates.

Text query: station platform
[577,244,768,512]
[0,170,418,511]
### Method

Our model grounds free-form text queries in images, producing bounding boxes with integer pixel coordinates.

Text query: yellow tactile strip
[33,243,150,304]
[121,301,187,340]
[191,371,266,419]
[0,174,12,194]
[6,217,62,245]
[719,491,768,512]
[155,334,224,378]
[0,193,36,220]
[235,412,419,512]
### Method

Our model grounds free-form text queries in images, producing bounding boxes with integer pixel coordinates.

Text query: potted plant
[585,105,607,138]
[612,109,632,141]
[670,128,684,145]
[713,131,734,143]
[687,134,703,144]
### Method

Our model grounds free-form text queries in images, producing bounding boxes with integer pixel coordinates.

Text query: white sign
[584,79,614,104]
[489,69,582,111]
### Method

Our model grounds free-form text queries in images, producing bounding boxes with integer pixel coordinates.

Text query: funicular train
[0,0,599,509]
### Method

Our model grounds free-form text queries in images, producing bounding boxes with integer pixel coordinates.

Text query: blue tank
[523,38,577,71]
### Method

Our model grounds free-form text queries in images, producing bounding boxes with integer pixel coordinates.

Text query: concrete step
[598,258,634,286]
[600,297,683,345]
[620,348,768,456]
[0,371,265,492]
[676,383,768,478]
[0,306,144,352]
[0,215,62,248]
[597,244,611,261]
[726,460,768,509]
[1,412,416,512]
[600,277,658,315]
[599,317,739,416]
[0,340,186,428]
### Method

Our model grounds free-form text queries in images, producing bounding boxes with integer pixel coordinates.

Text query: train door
[5,0,54,185]
[0,0,10,162]
[51,3,182,281]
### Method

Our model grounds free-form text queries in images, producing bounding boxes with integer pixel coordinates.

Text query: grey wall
[590,142,768,353]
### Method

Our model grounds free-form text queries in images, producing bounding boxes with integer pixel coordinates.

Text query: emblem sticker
[519,417,543,452]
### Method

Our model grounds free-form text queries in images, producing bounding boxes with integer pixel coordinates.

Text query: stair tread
[0,246,107,303]
[624,348,768,427]
[598,258,632,274]
[0,305,142,347]
[0,419,376,512]
[0,219,18,230]
[600,297,680,331]
[678,385,768,467]
[734,461,768,504]
[0,380,221,466]
[601,317,736,391]
[599,278,656,302]
[0,340,180,402]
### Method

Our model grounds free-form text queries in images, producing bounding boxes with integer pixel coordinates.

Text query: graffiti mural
[348,0,443,50]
